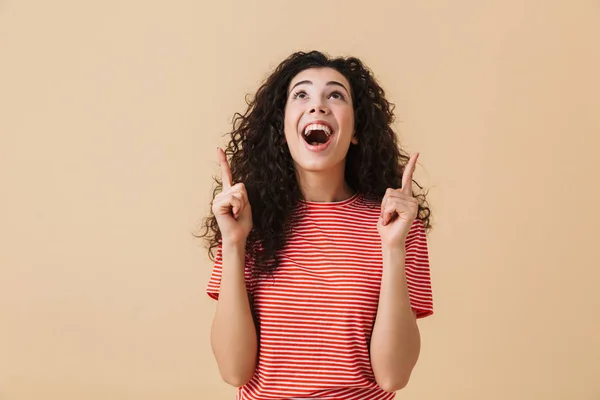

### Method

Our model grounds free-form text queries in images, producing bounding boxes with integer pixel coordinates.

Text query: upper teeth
[304,124,332,136]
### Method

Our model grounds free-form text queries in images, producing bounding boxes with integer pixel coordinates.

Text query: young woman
[198,50,434,400]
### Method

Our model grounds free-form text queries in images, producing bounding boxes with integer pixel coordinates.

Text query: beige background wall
[1,1,599,399]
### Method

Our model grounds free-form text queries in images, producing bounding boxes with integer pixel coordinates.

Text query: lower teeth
[311,142,319,145]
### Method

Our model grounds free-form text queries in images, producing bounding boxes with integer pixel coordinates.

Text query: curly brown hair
[196,50,432,277]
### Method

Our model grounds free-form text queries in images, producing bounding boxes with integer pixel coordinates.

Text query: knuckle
[231,183,247,196]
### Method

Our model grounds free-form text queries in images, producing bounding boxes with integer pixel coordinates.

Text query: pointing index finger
[401,153,419,196]
[217,147,233,190]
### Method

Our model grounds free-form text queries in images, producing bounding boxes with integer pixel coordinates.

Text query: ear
[351,135,359,145]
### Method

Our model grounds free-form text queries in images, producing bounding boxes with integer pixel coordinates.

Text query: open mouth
[302,123,333,146]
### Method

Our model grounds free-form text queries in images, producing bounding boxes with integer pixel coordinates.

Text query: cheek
[338,107,355,131]
[283,107,300,136]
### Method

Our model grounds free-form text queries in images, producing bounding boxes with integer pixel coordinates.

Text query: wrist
[381,242,406,254]
[222,239,247,252]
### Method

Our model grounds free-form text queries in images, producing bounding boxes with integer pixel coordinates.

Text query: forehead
[288,67,350,90]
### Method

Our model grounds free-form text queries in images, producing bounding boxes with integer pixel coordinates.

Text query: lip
[300,120,335,153]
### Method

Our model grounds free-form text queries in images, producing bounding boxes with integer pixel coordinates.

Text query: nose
[308,103,330,115]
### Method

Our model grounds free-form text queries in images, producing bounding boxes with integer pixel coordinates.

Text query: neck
[295,163,355,203]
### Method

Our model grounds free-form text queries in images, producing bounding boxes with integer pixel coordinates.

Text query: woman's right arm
[210,241,258,387]
[210,148,257,387]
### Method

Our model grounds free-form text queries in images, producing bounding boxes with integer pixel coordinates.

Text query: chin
[294,157,344,173]
[295,161,328,172]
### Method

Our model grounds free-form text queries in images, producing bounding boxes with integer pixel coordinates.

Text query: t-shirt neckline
[300,192,360,208]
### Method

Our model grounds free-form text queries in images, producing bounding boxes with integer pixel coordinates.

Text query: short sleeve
[405,219,434,318]
[206,241,254,300]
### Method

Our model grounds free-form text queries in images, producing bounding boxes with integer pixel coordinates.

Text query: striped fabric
[206,193,434,399]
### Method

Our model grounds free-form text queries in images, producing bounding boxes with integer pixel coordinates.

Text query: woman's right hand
[212,147,253,245]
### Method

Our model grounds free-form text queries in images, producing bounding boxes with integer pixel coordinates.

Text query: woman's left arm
[370,152,423,392]
[369,245,420,392]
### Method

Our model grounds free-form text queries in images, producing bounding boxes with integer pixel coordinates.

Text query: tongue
[305,129,329,145]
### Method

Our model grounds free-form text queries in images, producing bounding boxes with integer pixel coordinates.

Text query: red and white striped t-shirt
[206,193,434,400]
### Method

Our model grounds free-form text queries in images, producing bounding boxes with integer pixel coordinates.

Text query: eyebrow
[289,80,350,95]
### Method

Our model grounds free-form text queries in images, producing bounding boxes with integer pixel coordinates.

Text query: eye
[329,91,345,100]
[292,90,308,99]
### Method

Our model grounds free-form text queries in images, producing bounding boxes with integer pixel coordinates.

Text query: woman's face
[283,67,356,174]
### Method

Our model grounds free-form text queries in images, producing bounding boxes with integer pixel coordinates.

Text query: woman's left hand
[377,153,420,248]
